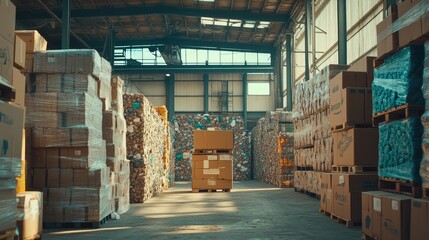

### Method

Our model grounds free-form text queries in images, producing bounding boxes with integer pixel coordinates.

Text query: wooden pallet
[372,104,424,126]
[330,123,372,132]
[331,165,377,174]
[319,209,331,217]
[296,166,314,171]
[43,214,111,229]
[193,149,232,154]
[0,83,15,102]
[294,188,320,199]
[378,177,422,198]
[192,188,231,193]
[330,214,361,228]
[0,228,15,240]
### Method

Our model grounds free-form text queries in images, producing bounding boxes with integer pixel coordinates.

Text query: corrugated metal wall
[292,0,383,83]
[119,73,274,113]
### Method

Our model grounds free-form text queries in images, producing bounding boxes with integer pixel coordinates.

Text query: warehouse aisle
[44,181,361,240]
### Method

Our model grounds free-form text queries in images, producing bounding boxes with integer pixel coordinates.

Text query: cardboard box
[46,148,59,168]
[193,130,234,150]
[24,53,34,73]
[398,0,429,47]
[0,0,16,43]
[376,12,399,58]
[410,198,429,240]
[12,67,25,107]
[14,35,26,70]
[47,168,60,187]
[16,191,43,240]
[0,101,25,164]
[330,71,368,91]
[365,89,373,123]
[218,160,233,180]
[31,169,46,188]
[362,191,394,239]
[60,169,73,187]
[381,194,412,240]
[348,56,376,86]
[0,35,14,82]
[15,30,48,53]
[332,173,378,221]
[73,169,89,186]
[330,88,367,128]
[0,187,17,231]
[194,168,220,179]
[320,173,332,213]
[59,147,72,169]
[192,178,232,190]
[333,128,379,166]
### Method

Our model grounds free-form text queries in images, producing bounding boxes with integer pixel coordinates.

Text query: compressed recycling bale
[372,46,424,114]
[173,114,250,181]
[379,117,423,182]
[420,42,429,188]
[124,94,167,203]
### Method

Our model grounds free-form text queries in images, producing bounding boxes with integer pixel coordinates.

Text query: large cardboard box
[60,169,73,187]
[12,67,25,107]
[218,160,233,180]
[14,35,26,70]
[330,88,367,128]
[333,128,378,166]
[0,35,14,82]
[0,0,16,43]
[17,191,43,240]
[398,0,429,47]
[47,168,60,187]
[0,101,25,178]
[15,30,48,53]
[365,89,373,123]
[330,71,368,91]
[332,173,378,221]
[362,191,394,239]
[31,169,46,188]
[193,154,218,169]
[320,173,332,213]
[376,8,399,58]
[381,194,412,240]
[192,178,232,190]
[348,56,376,86]
[0,187,17,231]
[410,198,429,240]
[193,130,233,150]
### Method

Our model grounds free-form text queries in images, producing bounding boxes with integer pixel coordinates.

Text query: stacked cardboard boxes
[361,2,429,239]
[25,50,113,223]
[252,111,294,188]
[16,191,43,240]
[173,114,250,181]
[192,130,233,191]
[103,76,130,215]
[293,64,349,196]
[0,0,26,235]
[124,94,168,203]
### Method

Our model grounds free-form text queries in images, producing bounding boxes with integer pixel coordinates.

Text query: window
[248,82,270,95]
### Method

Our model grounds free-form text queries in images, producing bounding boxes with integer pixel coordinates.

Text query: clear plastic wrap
[372,46,424,114]
[111,76,124,113]
[377,0,429,44]
[423,43,429,111]
[0,178,17,231]
[313,137,333,172]
[378,117,423,182]
[26,74,98,96]
[33,50,102,78]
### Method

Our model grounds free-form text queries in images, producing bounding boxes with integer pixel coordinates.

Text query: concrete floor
[45,181,361,240]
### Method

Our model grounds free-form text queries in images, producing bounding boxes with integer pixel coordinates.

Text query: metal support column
[286,34,293,111]
[109,27,116,68]
[166,74,175,122]
[61,0,70,49]
[204,61,209,114]
[337,0,347,65]
[243,70,248,129]
[304,0,311,81]
[278,45,284,109]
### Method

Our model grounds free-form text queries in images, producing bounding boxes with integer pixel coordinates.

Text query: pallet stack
[362,1,429,239]
[25,49,113,227]
[293,64,349,197]
[103,76,130,215]
[191,129,233,192]
[124,94,168,203]
[0,1,25,236]
[252,111,294,188]
[173,114,250,181]
[319,57,380,228]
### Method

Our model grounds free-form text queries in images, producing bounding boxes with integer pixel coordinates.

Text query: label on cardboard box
[339,175,345,185]
[374,197,381,212]
[203,160,209,169]
[207,179,216,186]
[203,169,220,175]
[392,200,398,211]
[219,155,232,160]
[208,155,217,160]
[74,150,81,156]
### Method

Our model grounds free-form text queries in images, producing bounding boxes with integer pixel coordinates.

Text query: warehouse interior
[1,0,428,239]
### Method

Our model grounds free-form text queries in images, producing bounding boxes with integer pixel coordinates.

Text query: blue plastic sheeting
[372,46,424,114]
[378,117,423,182]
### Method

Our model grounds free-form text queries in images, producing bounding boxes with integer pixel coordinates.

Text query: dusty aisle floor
[44,181,361,240]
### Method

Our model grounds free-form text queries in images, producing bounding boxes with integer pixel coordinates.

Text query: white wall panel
[210,73,242,81]
[248,96,274,112]
[175,97,204,112]
[175,73,203,81]
[146,97,166,106]
[175,81,203,95]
